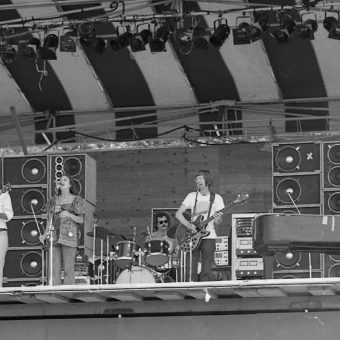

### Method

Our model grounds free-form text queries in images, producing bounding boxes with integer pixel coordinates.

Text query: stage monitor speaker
[9,187,48,217]
[7,218,46,247]
[4,248,43,279]
[264,251,323,279]
[273,174,320,206]
[273,142,321,174]
[323,142,340,189]
[2,156,48,186]
[49,154,96,205]
[3,279,42,287]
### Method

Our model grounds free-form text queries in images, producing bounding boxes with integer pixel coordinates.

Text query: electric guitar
[176,193,249,252]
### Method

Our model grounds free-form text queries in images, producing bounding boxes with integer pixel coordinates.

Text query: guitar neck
[198,202,234,229]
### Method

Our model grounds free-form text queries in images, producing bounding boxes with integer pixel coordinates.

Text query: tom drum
[145,239,170,267]
[114,241,136,269]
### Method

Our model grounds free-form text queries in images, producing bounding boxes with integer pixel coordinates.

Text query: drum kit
[86,225,182,284]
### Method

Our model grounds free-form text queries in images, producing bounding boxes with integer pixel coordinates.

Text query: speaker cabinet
[264,251,323,279]
[273,142,321,174]
[7,218,46,247]
[4,248,44,279]
[272,206,321,214]
[323,191,340,214]
[323,142,340,189]
[324,254,340,277]
[2,156,48,185]
[9,187,48,217]
[49,154,96,205]
[273,174,320,206]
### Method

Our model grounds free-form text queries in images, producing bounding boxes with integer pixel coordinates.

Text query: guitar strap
[207,192,215,219]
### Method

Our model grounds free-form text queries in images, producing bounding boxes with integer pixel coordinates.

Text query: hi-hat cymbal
[87,226,116,239]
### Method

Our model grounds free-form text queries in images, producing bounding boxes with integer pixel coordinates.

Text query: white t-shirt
[181,192,225,239]
[0,191,13,229]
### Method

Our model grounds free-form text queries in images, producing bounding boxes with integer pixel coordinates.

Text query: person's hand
[187,223,197,233]
[39,235,47,244]
[59,210,71,218]
[214,212,223,226]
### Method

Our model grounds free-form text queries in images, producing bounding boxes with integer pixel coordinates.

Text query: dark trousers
[186,238,216,282]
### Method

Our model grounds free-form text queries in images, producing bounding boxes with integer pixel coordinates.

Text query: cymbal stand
[99,239,104,284]
[92,219,97,282]
[189,238,193,282]
[105,235,110,284]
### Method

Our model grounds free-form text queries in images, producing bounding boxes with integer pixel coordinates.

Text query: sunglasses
[158,220,168,225]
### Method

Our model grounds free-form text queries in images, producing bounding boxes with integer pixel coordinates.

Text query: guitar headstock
[234,193,249,205]
[1,182,11,193]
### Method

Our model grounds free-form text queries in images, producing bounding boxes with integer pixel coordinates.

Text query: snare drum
[145,239,170,267]
[115,266,156,284]
[114,241,136,269]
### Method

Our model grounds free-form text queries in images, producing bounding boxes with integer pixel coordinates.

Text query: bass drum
[116,266,156,284]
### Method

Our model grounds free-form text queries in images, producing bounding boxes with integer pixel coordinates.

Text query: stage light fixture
[271,12,296,43]
[1,44,17,63]
[38,34,59,60]
[60,29,77,52]
[247,12,269,42]
[193,26,209,50]
[95,38,107,55]
[18,37,40,58]
[295,13,317,40]
[209,19,230,48]
[323,14,340,40]
[149,24,169,53]
[110,29,133,51]
[129,24,152,52]
[233,17,252,45]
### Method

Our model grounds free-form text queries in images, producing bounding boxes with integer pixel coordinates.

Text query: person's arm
[59,196,85,224]
[213,195,225,226]
[0,192,13,221]
[59,210,84,224]
[176,204,196,232]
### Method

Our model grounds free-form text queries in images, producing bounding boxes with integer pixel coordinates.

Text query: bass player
[175,169,224,282]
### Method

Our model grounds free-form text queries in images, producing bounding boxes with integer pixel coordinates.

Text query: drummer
[145,211,177,253]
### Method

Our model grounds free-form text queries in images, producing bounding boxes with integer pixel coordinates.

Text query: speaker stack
[2,156,48,286]
[266,142,323,279]
[1,154,96,287]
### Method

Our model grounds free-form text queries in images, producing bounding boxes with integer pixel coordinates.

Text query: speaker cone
[276,178,301,204]
[64,157,82,177]
[21,188,46,214]
[275,146,301,172]
[328,193,340,213]
[275,251,301,268]
[21,251,42,277]
[21,220,44,245]
[21,158,46,183]
[328,263,340,277]
[328,144,340,164]
[328,166,340,186]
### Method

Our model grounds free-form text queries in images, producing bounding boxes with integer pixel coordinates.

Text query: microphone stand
[46,198,56,286]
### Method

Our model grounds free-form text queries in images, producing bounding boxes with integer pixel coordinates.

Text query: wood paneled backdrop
[86,142,272,246]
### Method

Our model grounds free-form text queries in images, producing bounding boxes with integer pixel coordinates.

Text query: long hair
[195,169,213,188]
[58,175,78,195]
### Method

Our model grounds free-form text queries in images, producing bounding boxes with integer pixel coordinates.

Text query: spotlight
[129,25,152,52]
[193,26,209,50]
[60,29,77,52]
[248,12,269,42]
[177,27,194,46]
[149,24,169,53]
[110,31,133,51]
[296,19,318,39]
[233,18,252,45]
[18,37,40,58]
[1,44,17,63]
[209,19,230,48]
[271,12,296,43]
[38,34,59,60]
[95,38,107,54]
[323,14,340,40]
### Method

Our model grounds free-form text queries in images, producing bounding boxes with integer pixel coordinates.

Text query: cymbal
[167,225,178,239]
[87,226,116,239]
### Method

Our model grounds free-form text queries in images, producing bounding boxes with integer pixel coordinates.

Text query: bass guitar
[176,193,249,252]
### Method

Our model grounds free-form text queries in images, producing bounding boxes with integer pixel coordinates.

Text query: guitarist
[175,169,224,282]
[0,187,13,287]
